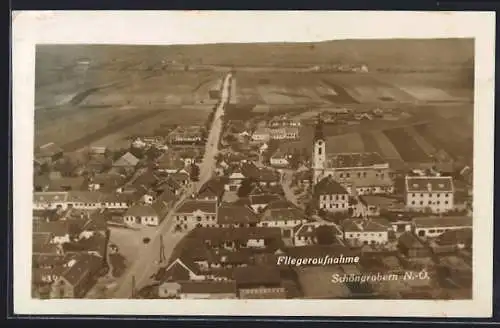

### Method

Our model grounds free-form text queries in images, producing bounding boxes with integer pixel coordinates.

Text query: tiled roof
[342,218,392,232]
[125,204,159,217]
[176,199,217,214]
[261,208,305,222]
[295,222,343,239]
[436,228,472,246]
[405,176,454,193]
[61,253,103,286]
[249,194,282,206]
[113,152,139,167]
[233,265,281,285]
[412,216,472,229]
[314,177,348,195]
[217,203,259,225]
[398,232,425,249]
[67,191,106,203]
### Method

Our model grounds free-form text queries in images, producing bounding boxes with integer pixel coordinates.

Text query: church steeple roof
[313,113,324,142]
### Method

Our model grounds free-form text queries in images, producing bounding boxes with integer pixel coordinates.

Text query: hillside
[36,38,474,72]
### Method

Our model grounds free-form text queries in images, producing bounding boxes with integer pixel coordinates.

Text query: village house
[258,207,308,238]
[160,257,207,283]
[174,199,218,230]
[87,173,126,192]
[197,177,227,203]
[404,176,454,213]
[269,149,291,168]
[168,127,205,145]
[123,201,169,226]
[293,169,312,188]
[225,167,246,192]
[342,218,392,246]
[430,228,472,254]
[248,194,283,213]
[268,117,301,128]
[251,127,271,142]
[33,191,130,211]
[111,152,139,174]
[34,174,88,192]
[269,127,300,140]
[190,227,283,250]
[155,153,187,173]
[233,265,283,295]
[397,232,431,258]
[50,253,105,298]
[217,203,259,228]
[412,216,472,239]
[293,222,344,247]
[313,176,350,213]
[179,149,199,166]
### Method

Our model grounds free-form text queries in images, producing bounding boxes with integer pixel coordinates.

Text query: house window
[340,173,344,178]
[445,201,449,204]
[429,229,436,233]
[428,201,432,205]
[420,194,423,197]
[357,173,361,178]
[420,201,423,205]
[318,147,322,155]
[411,201,415,205]
[346,173,350,178]
[196,216,202,222]
[418,230,425,237]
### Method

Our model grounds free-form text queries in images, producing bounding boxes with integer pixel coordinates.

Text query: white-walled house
[405,176,454,214]
[313,177,350,213]
[258,207,308,238]
[174,200,218,230]
[342,218,392,246]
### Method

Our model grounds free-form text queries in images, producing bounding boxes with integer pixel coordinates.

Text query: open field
[373,72,474,101]
[234,69,473,107]
[383,127,431,163]
[87,105,212,149]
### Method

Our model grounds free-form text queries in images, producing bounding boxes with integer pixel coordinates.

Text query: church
[311,115,394,196]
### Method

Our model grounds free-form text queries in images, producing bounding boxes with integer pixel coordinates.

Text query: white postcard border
[12,11,495,317]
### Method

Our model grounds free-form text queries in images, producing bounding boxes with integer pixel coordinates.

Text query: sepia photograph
[13,11,494,317]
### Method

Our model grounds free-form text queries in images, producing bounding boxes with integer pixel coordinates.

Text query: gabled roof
[176,199,217,214]
[249,193,282,206]
[398,231,425,249]
[61,253,103,286]
[198,177,226,199]
[342,218,392,232]
[217,203,259,225]
[113,152,139,167]
[435,228,472,246]
[405,176,454,193]
[125,204,159,217]
[314,176,348,195]
[261,208,305,222]
[294,222,343,239]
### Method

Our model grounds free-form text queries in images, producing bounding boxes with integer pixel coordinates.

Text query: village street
[111,72,232,298]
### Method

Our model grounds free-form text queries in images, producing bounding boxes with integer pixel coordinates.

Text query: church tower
[312,114,326,184]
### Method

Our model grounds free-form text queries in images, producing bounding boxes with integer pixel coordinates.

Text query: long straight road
[111,72,232,298]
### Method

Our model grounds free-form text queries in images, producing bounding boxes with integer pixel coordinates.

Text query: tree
[190,163,200,182]
[237,177,257,198]
[315,225,335,245]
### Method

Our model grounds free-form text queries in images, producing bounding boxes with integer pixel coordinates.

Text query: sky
[13,11,491,45]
